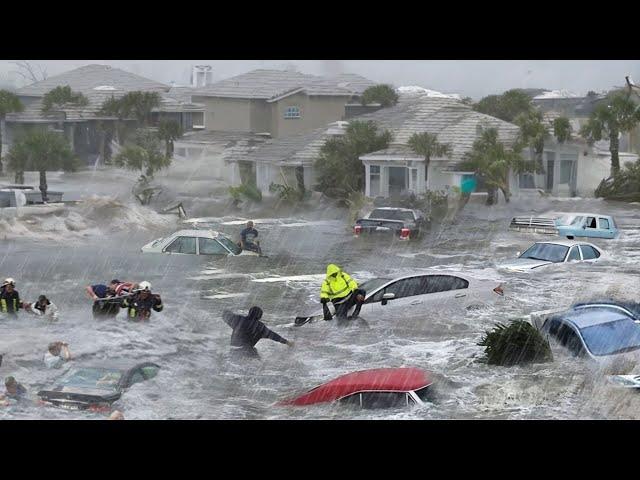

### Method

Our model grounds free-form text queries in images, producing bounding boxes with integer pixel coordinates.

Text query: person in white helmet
[0,278,22,317]
[121,281,163,321]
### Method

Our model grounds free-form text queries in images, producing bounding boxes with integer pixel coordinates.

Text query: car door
[578,244,600,263]
[163,236,197,255]
[566,245,582,262]
[598,217,614,239]
[198,237,230,256]
[583,216,598,237]
[416,275,471,310]
[363,276,425,317]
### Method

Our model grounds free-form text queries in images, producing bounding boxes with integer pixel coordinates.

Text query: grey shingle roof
[16,64,169,96]
[354,94,521,162]
[7,68,202,123]
[229,94,521,167]
[192,69,375,100]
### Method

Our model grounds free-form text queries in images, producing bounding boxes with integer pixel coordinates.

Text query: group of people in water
[86,279,163,321]
[0,278,58,321]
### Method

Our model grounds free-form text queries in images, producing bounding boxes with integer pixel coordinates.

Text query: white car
[295,272,505,326]
[499,240,604,273]
[141,229,258,256]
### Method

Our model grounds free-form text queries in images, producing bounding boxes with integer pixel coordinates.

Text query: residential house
[191,69,375,138]
[3,64,205,165]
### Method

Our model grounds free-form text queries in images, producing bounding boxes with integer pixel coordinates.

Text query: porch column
[381,166,390,197]
[303,165,314,191]
[417,165,426,194]
[364,164,371,197]
[229,161,241,186]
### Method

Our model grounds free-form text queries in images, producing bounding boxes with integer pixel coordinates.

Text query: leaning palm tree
[0,90,24,176]
[407,132,452,189]
[580,91,640,176]
[6,130,79,200]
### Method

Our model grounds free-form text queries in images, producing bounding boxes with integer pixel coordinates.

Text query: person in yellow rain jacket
[320,264,366,321]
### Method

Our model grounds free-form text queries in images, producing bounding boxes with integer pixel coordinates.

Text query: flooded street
[2,168,640,419]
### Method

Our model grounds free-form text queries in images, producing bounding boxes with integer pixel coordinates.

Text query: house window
[284,106,301,119]
[370,165,380,197]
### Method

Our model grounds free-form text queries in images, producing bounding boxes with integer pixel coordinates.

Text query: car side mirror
[381,292,395,306]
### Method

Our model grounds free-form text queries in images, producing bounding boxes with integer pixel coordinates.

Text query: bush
[478,320,553,366]
[229,183,262,206]
[269,182,309,206]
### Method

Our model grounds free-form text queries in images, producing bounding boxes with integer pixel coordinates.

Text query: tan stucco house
[191,69,374,138]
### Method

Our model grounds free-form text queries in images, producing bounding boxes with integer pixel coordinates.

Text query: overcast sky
[1,60,638,99]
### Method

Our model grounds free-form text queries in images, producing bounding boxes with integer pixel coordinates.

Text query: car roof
[558,305,636,329]
[372,207,414,212]
[167,229,226,239]
[77,360,159,372]
[282,367,432,406]
[533,240,600,248]
[384,272,477,283]
[558,213,612,218]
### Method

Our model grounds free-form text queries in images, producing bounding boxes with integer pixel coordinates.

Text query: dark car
[354,207,430,240]
[38,361,160,411]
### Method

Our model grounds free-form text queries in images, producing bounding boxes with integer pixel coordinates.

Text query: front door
[546,160,555,191]
[388,167,406,198]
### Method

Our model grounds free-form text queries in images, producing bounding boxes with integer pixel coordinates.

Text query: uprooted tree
[478,320,553,366]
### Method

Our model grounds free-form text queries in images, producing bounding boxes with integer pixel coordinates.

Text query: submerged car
[295,272,504,326]
[555,213,618,240]
[38,361,160,411]
[532,302,640,372]
[499,240,603,272]
[354,207,430,240]
[141,229,259,256]
[278,367,433,408]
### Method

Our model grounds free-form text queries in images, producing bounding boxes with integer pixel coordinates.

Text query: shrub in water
[478,320,553,366]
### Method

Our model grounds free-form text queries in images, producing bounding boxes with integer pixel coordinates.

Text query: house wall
[272,93,347,138]
[193,96,252,132]
[249,100,271,133]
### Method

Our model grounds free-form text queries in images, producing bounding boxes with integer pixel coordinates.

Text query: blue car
[535,302,640,368]
[555,213,618,240]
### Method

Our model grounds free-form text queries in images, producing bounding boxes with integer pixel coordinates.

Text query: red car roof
[279,367,432,406]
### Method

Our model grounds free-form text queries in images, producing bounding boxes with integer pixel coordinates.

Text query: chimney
[192,65,213,88]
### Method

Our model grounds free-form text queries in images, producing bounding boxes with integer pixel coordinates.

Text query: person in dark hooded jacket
[222,307,293,358]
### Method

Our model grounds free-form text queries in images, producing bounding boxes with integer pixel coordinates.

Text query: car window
[552,324,585,357]
[198,237,228,255]
[599,218,610,230]
[567,246,581,262]
[579,245,599,260]
[165,236,197,254]
[581,319,640,356]
[585,217,597,229]
[129,371,145,385]
[423,275,469,293]
[339,393,362,407]
[414,386,433,403]
[369,209,415,222]
[520,243,569,263]
[377,277,424,300]
[141,366,159,380]
[58,368,123,392]
[217,236,241,255]
[610,217,617,228]
[360,392,409,409]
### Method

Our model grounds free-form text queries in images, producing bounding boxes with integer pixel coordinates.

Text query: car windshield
[580,318,640,356]
[217,236,241,255]
[359,278,391,293]
[520,243,569,263]
[369,209,414,221]
[570,216,584,226]
[56,367,123,392]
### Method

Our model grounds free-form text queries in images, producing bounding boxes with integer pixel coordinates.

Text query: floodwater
[2,168,640,419]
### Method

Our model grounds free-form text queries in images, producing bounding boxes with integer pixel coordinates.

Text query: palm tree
[407,132,452,189]
[580,91,640,176]
[157,119,183,157]
[0,90,24,176]
[114,129,171,179]
[514,110,548,173]
[553,117,572,143]
[460,128,524,205]
[6,130,79,201]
